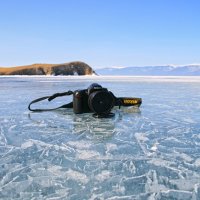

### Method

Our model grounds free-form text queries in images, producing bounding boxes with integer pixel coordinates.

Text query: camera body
[73,83,115,115]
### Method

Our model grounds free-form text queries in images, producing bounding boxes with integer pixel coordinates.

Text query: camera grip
[73,90,84,114]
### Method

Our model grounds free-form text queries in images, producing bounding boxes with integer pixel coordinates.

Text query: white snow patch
[68,140,92,149]
[106,143,118,151]
[95,170,112,182]
[21,140,34,149]
[65,169,89,184]
[150,142,159,152]
[194,158,200,167]
[135,132,149,142]
[76,149,100,159]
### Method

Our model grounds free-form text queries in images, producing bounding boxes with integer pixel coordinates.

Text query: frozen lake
[0,76,200,199]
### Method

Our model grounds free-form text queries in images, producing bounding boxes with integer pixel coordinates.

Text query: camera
[73,83,142,117]
[28,83,142,118]
[73,83,115,115]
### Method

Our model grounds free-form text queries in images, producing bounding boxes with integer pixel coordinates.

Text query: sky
[0,0,200,69]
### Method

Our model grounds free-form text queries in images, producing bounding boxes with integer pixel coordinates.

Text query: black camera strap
[28,91,73,112]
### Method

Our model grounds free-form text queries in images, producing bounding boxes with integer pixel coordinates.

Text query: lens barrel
[88,91,115,114]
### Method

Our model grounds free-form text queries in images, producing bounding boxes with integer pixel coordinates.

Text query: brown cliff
[0,61,96,75]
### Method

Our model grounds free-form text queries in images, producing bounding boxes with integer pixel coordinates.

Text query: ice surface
[0,76,200,199]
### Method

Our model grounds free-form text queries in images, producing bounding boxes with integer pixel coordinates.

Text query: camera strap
[28,91,73,112]
[115,97,142,108]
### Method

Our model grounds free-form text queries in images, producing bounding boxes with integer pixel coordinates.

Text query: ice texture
[0,76,200,199]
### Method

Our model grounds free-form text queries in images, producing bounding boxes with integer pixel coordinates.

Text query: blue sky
[0,0,200,68]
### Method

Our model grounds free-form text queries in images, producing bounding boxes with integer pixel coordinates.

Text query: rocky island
[0,61,95,75]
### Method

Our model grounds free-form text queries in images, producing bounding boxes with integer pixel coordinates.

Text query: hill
[0,61,95,75]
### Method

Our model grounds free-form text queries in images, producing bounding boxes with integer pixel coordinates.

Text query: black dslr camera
[73,83,116,117]
[28,83,142,118]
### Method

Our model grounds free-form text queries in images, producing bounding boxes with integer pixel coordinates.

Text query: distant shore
[0,61,95,76]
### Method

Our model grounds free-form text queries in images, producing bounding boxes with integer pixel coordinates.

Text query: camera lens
[88,91,115,114]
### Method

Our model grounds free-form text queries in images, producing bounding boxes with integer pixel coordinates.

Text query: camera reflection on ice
[28,106,141,141]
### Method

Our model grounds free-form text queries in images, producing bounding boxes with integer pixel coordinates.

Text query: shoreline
[1,75,200,83]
